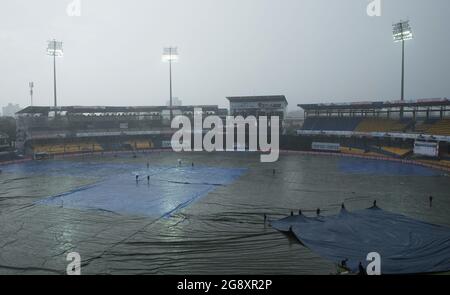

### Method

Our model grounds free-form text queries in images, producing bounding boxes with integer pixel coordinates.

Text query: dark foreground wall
[280,135,415,153]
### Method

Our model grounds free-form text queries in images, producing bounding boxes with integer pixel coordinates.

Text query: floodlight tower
[162,47,179,122]
[47,39,63,108]
[393,20,413,101]
[29,82,34,107]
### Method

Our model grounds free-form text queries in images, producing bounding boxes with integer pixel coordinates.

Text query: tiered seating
[127,140,153,150]
[302,117,416,133]
[32,142,103,155]
[302,117,362,131]
[33,144,65,154]
[63,144,80,153]
[426,119,450,136]
[414,119,439,134]
[100,142,126,151]
[354,118,410,133]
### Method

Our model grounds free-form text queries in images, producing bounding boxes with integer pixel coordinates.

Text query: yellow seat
[355,118,409,133]
[426,119,450,136]
[381,146,411,157]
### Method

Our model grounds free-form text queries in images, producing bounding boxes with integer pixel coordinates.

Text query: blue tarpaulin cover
[271,207,450,274]
[338,158,442,176]
[21,162,247,218]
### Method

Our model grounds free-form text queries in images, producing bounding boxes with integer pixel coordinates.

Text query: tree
[0,117,16,142]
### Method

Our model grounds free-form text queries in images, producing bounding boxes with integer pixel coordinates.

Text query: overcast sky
[0,0,449,110]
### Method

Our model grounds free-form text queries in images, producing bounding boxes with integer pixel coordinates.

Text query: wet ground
[0,152,449,274]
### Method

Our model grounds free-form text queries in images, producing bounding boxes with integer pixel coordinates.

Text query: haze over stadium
[0,0,450,279]
[1,0,450,108]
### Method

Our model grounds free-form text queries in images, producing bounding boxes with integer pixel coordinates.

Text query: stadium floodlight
[47,40,64,56]
[29,82,34,107]
[162,47,179,62]
[392,21,413,102]
[47,39,63,108]
[162,47,179,121]
[393,21,413,43]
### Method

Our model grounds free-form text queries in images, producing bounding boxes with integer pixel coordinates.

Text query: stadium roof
[298,98,450,111]
[16,105,223,115]
[227,95,288,104]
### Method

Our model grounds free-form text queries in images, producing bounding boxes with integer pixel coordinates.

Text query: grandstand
[296,98,450,162]
[425,119,450,136]
[9,97,450,166]
[15,105,227,156]
[13,96,288,157]
[298,98,450,135]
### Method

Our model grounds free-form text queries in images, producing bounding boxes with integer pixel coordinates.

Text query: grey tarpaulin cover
[271,207,450,274]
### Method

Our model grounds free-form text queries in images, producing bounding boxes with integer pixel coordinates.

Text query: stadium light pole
[29,82,34,107]
[162,47,179,122]
[47,39,63,109]
[393,20,413,102]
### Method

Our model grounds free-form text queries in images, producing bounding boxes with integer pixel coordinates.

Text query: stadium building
[4,96,450,275]
[15,105,227,157]
[288,98,450,163]
[225,95,288,149]
[14,96,288,157]
[11,96,450,168]
[227,95,287,130]
[227,95,287,118]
